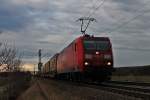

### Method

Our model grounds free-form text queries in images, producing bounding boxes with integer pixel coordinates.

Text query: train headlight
[96,51,100,55]
[84,62,89,66]
[107,62,111,66]
[85,54,92,59]
[104,54,111,59]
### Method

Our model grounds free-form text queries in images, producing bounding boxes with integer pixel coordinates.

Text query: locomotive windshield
[84,40,110,51]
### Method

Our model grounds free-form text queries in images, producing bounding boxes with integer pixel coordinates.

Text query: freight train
[41,34,114,81]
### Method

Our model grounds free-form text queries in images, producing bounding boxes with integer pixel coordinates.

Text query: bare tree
[0,43,22,72]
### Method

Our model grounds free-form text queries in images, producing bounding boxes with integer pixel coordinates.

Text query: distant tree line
[113,66,150,76]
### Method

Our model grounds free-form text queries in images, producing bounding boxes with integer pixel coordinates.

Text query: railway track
[56,79,150,99]
[46,79,150,99]
[37,80,49,100]
[100,81,150,99]
[79,80,150,99]
[38,78,150,99]
[106,81,150,86]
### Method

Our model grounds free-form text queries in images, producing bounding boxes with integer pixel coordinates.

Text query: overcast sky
[0,0,150,67]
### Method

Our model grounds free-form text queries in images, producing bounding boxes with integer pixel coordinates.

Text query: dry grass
[112,66,150,83]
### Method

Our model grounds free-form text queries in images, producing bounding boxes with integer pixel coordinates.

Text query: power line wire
[108,12,146,33]
[82,1,150,52]
[72,0,106,35]
[84,0,94,16]
[107,1,150,33]
[88,0,107,18]
[114,47,150,52]
[75,0,106,34]
[103,1,150,52]
[85,0,100,17]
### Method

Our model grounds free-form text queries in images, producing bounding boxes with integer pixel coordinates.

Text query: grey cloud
[0,0,150,67]
[114,49,150,67]
[0,1,32,32]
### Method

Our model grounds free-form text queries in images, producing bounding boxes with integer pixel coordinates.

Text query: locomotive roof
[78,34,110,40]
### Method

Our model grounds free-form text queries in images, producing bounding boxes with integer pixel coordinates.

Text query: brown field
[112,65,150,82]
[111,75,150,83]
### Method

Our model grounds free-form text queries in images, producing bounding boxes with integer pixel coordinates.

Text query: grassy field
[111,75,150,83]
[112,65,150,83]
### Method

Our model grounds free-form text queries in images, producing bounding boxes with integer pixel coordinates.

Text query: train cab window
[84,40,110,51]
[84,41,96,50]
[96,41,110,51]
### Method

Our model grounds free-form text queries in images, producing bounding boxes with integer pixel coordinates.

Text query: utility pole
[77,17,96,35]
[38,49,42,72]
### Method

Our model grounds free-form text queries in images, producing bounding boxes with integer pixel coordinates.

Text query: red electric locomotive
[56,34,114,81]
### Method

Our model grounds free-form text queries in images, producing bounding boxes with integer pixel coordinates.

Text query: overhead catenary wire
[106,0,150,33]
[78,0,150,52]
[114,47,150,52]
[77,17,96,34]
[71,0,106,35]
[87,0,107,18]
[107,2,150,52]
[77,0,150,35]
[84,0,150,34]
[86,0,150,52]
[76,0,106,34]
[79,0,150,33]
[108,10,150,33]
[84,0,102,17]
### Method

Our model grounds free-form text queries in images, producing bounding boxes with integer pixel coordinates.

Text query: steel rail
[102,81,150,93]
[41,78,150,99]
[89,81,150,99]
[37,80,49,100]
[60,80,150,99]
[105,81,150,86]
